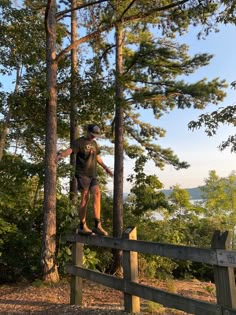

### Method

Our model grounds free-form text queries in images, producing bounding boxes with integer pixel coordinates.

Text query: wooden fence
[65,228,236,315]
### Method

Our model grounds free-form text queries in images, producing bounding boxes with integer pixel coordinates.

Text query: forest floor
[0,278,216,314]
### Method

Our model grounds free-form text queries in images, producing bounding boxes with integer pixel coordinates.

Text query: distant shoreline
[122,186,204,201]
[162,186,204,200]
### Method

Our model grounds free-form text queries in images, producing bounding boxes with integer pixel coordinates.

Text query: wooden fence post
[70,242,83,305]
[211,230,236,309]
[123,226,140,313]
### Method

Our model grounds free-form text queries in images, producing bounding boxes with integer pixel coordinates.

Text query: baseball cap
[87,124,101,137]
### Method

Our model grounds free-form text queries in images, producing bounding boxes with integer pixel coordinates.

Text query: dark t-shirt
[71,136,100,177]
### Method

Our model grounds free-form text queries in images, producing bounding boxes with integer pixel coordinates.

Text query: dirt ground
[0,278,216,314]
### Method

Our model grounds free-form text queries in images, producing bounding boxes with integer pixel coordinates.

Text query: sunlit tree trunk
[70,0,79,204]
[42,0,59,282]
[0,68,20,161]
[112,23,124,275]
[0,109,11,161]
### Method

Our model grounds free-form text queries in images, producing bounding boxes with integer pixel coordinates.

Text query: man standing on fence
[56,124,113,236]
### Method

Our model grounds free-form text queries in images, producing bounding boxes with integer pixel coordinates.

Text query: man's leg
[90,184,108,236]
[76,176,93,234]
[90,184,101,220]
[76,190,93,234]
[79,189,90,223]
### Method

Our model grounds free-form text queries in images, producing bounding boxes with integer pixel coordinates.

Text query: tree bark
[0,68,20,161]
[0,110,11,161]
[111,23,124,275]
[70,0,79,205]
[42,0,59,283]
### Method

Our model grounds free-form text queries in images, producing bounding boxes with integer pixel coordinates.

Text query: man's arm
[96,155,113,177]
[56,147,73,162]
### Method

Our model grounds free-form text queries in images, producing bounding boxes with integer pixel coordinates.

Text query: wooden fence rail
[65,228,236,315]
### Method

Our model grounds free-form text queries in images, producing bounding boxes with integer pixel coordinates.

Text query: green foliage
[57,243,101,275]
[0,154,43,283]
[1,155,236,283]
[0,218,17,258]
[124,176,236,280]
[189,105,236,152]
[200,170,236,248]
[127,155,170,216]
[168,184,191,213]
[0,4,45,71]
[203,283,215,296]
[31,279,45,288]
[145,301,165,313]
[139,254,178,280]
[83,248,100,270]
[0,153,113,282]
[56,244,72,275]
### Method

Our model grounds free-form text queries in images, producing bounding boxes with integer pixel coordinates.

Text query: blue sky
[141,23,236,190]
[154,23,236,190]
[104,23,236,192]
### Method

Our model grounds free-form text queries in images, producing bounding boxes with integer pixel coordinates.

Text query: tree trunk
[0,110,11,161]
[111,23,124,275]
[69,0,78,205]
[0,68,20,161]
[42,0,59,283]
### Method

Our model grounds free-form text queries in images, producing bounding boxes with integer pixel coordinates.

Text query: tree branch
[56,0,109,20]
[45,0,54,36]
[118,0,137,21]
[56,0,191,62]
[122,0,190,23]
[56,24,111,62]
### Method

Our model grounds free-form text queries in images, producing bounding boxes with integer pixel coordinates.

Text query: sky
[103,23,236,192]
[152,23,236,190]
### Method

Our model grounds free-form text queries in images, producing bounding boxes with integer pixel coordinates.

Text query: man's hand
[55,148,72,163]
[105,166,113,177]
[56,151,63,163]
